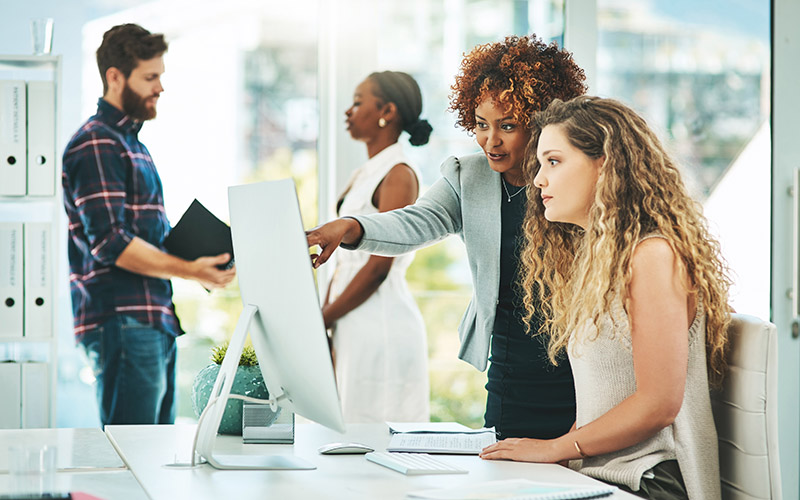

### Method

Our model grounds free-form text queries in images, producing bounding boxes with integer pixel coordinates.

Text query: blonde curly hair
[518,96,732,387]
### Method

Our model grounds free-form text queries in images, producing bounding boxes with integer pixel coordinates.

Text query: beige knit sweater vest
[568,238,721,499]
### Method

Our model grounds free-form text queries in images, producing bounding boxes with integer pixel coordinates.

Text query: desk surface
[0,428,147,500]
[0,470,148,500]
[106,423,638,500]
[0,428,124,471]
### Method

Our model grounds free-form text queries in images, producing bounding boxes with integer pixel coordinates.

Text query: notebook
[387,428,496,454]
[163,199,234,269]
[407,479,617,500]
[387,422,476,434]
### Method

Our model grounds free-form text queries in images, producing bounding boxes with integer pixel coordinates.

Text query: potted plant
[191,342,271,435]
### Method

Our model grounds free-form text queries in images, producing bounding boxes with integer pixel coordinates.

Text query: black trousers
[610,460,689,500]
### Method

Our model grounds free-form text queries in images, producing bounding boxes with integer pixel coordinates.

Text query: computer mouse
[317,442,375,455]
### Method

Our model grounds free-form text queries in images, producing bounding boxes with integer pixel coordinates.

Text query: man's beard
[121,83,157,121]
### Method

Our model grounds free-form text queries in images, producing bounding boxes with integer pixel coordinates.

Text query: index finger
[481,443,500,453]
[479,449,506,460]
[306,228,322,247]
[313,242,337,268]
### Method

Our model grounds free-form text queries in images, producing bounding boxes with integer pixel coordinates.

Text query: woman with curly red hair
[308,35,586,438]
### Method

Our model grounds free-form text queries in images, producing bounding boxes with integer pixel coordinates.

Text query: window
[596,0,771,317]
[67,0,567,427]
[71,1,322,425]
[367,0,566,426]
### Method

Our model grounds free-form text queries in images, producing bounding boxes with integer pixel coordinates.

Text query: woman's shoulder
[631,235,675,266]
[440,152,487,168]
[629,236,684,292]
[439,152,489,180]
[382,162,419,191]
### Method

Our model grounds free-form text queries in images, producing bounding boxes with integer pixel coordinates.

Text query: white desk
[0,470,147,500]
[0,428,148,500]
[0,428,124,471]
[105,423,638,500]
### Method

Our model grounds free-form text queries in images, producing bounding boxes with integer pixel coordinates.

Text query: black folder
[163,199,234,270]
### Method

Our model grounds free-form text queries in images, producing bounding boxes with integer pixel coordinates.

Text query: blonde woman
[480,97,731,500]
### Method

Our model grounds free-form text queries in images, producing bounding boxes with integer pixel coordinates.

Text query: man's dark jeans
[79,315,176,426]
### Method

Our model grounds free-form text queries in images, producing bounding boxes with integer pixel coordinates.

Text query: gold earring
[378,118,387,128]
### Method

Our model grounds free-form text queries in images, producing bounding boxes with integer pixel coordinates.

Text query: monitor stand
[194,304,316,470]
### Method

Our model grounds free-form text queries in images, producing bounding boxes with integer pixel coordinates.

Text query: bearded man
[62,23,235,426]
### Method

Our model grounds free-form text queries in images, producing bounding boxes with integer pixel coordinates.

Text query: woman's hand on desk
[479,437,561,464]
[306,218,363,268]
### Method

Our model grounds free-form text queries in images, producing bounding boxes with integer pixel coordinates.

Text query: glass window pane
[596,1,770,318]
[66,0,566,428]
[72,2,321,425]
[374,0,564,426]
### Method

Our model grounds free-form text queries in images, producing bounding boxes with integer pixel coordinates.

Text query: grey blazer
[349,153,503,371]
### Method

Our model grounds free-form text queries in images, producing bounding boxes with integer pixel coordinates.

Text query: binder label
[0,223,23,337]
[0,80,27,195]
[0,84,22,146]
[23,223,52,337]
[0,227,19,287]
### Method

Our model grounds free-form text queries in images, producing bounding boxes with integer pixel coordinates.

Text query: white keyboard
[365,452,468,475]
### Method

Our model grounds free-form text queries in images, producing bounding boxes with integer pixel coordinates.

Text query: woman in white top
[480,97,732,500]
[323,71,433,423]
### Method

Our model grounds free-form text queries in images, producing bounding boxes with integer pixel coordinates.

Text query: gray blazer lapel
[459,155,501,337]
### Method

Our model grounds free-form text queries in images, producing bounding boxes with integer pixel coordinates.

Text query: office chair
[710,313,781,499]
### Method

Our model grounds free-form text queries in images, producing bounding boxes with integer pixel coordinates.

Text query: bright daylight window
[596,0,770,318]
[67,2,320,425]
[64,0,565,427]
[66,0,768,429]
[372,0,565,426]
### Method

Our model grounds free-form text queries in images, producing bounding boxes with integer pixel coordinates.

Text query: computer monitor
[194,178,345,470]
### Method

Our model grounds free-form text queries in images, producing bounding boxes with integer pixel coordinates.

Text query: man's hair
[96,23,168,94]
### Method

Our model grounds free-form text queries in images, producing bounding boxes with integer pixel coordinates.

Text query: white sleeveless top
[327,142,430,423]
[568,235,720,499]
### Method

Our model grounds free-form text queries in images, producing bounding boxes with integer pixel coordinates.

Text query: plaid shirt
[62,98,182,339]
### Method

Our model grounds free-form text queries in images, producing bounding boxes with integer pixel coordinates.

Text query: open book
[386,423,497,454]
[408,479,617,500]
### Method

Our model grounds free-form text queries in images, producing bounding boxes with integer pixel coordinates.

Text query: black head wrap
[368,71,432,146]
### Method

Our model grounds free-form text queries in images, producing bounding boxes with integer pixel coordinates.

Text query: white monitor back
[228,179,345,434]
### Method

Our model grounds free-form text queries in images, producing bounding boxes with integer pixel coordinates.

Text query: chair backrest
[710,313,781,500]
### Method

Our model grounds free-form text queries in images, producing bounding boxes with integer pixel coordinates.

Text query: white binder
[21,362,49,428]
[23,222,52,338]
[0,80,27,196]
[0,362,21,428]
[0,222,23,337]
[26,81,55,196]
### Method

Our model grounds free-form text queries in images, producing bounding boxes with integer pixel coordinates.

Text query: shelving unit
[0,54,62,428]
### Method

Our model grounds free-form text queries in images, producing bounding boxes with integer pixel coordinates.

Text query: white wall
[0,1,136,149]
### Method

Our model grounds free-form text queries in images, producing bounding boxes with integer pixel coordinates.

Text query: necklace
[501,176,527,202]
